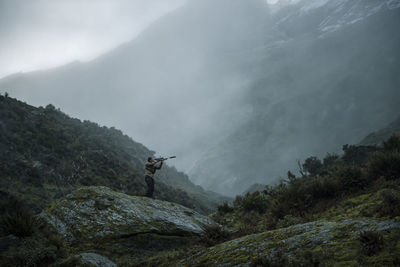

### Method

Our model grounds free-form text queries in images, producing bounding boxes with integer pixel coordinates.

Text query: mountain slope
[0,95,224,214]
[189,0,400,194]
[360,115,400,146]
[0,0,271,173]
[0,0,399,196]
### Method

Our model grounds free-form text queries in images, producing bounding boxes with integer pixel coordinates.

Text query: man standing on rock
[144,157,163,198]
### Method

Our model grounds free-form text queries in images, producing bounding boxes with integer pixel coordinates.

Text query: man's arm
[156,161,163,169]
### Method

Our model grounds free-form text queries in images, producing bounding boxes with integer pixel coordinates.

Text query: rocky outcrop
[180,219,400,266]
[78,253,117,267]
[40,186,218,241]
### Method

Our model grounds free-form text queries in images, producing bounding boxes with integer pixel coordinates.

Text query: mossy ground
[178,219,400,266]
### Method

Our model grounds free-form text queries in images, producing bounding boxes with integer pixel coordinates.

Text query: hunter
[144,157,163,198]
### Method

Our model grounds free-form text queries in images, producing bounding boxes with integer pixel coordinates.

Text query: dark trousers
[145,175,154,198]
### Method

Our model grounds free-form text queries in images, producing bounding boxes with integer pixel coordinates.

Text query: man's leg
[145,176,154,198]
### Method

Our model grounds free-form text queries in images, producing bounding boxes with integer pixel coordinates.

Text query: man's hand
[156,160,163,169]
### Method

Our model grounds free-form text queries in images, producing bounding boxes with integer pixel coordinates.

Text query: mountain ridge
[0,95,226,214]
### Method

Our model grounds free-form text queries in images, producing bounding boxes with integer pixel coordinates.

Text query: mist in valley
[1,0,400,196]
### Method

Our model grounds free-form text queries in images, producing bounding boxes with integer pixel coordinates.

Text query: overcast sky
[0,0,282,79]
[0,0,187,78]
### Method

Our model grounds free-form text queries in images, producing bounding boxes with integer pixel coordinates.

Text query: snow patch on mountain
[318,0,400,36]
[273,0,400,37]
[300,0,331,13]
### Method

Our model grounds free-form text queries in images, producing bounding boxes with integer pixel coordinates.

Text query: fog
[0,0,186,78]
[1,0,399,196]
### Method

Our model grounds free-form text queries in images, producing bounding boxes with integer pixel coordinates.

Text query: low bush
[378,189,400,217]
[306,175,340,200]
[0,196,36,237]
[382,134,400,153]
[358,230,384,256]
[200,225,232,246]
[276,215,304,229]
[323,153,340,167]
[0,234,61,266]
[342,144,378,165]
[0,196,68,267]
[238,192,270,214]
[217,202,234,215]
[302,156,323,176]
[368,151,400,180]
[336,165,367,190]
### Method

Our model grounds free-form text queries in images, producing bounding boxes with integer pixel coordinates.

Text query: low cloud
[0,0,186,78]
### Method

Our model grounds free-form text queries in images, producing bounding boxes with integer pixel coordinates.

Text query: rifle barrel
[155,156,176,162]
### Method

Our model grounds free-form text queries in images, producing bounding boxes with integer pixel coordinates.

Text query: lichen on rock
[41,186,218,241]
[179,219,400,266]
[78,252,117,267]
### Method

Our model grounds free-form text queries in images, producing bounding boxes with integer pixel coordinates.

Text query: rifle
[154,156,176,162]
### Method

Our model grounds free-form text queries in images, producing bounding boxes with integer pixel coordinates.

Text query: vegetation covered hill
[0,94,224,215]
[1,109,400,265]
[214,135,400,232]
[120,134,400,266]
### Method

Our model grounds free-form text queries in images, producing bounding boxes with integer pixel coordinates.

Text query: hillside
[193,134,400,266]
[0,95,225,214]
[1,118,400,266]
[360,115,400,146]
[1,0,399,196]
[189,0,400,195]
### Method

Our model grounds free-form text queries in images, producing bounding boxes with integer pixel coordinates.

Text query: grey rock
[78,252,117,267]
[41,186,218,241]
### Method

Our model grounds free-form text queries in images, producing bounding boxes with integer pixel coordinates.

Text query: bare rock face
[40,186,217,241]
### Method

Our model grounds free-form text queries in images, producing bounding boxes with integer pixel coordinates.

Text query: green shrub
[200,225,231,246]
[378,189,400,217]
[337,165,367,190]
[302,156,323,176]
[239,192,269,214]
[276,215,304,229]
[0,196,36,237]
[226,210,265,237]
[306,175,339,200]
[217,202,234,215]
[342,144,378,165]
[0,196,68,267]
[368,151,400,180]
[0,235,59,266]
[323,153,340,167]
[358,230,384,256]
[382,134,400,153]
